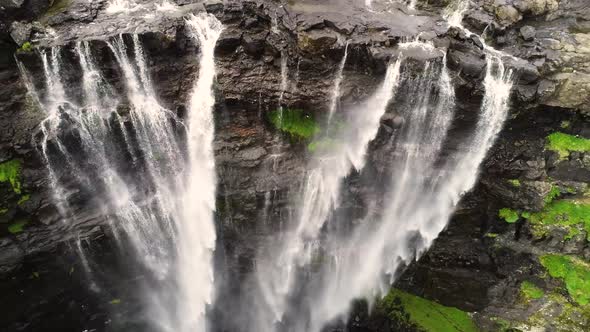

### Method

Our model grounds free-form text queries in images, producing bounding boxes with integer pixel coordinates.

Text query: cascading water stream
[277,51,289,124]
[106,0,140,13]
[303,42,459,331]
[23,13,223,332]
[327,41,349,125]
[286,3,515,330]
[175,13,223,332]
[252,57,403,332]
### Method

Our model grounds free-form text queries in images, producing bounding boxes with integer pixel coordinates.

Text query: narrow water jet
[327,42,349,125]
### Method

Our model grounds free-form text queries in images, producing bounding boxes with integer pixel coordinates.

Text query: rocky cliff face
[0,0,589,331]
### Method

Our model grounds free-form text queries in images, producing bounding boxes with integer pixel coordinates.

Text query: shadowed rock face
[0,0,589,331]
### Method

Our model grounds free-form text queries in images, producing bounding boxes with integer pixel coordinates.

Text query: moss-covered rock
[499,208,520,223]
[7,219,28,234]
[0,160,22,195]
[268,108,319,140]
[378,289,479,332]
[519,281,544,302]
[540,254,590,306]
[526,199,590,241]
[546,132,590,159]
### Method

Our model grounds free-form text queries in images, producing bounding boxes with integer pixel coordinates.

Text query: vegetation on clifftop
[546,132,590,159]
[379,289,479,332]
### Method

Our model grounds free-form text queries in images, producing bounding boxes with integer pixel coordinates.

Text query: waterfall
[303,42,458,331]
[177,13,223,332]
[327,41,349,124]
[252,58,403,332]
[299,34,513,332]
[24,13,223,332]
[444,0,470,27]
[277,51,289,124]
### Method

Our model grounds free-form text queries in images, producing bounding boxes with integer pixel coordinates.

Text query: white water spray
[291,4,514,331]
[106,0,140,14]
[24,16,223,331]
[253,58,403,332]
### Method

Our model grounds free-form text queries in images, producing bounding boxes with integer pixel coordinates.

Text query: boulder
[519,25,536,41]
[513,0,559,16]
[0,0,24,8]
[297,30,338,54]
[9,21,32,46]
[494,5,522,25]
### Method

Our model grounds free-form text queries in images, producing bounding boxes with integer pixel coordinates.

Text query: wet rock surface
[0,0,589,331]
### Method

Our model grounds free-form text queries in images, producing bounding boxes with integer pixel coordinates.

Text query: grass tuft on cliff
[17,42,33,53]
[544,185,561,204]
[546,132,590,159]
[0,159,22,194]
[8,219,28,234]
[507,179,521,187]
[268,108,319,140]
[379,289,479,332]
[499,208,519,223]
[540,254,590,306]
[520,281,544,302]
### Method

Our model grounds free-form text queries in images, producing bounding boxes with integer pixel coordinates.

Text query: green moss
[485,233,499,238]
[17,42,33,53]
[0,159,22,194]
[488,317,513,331]
[110,299,121,305]
[546,132,590,159]
[527,199,590,241]
[8,220,28,234]
[17,194,30,206]
[507,179,521,187]
[499,208,520,223]
[379,289,479,332]
[540,254,590,305]
[41,0,71,22]
[0,208,7,215]
[526,292,590,330]
[268,108,319,140]
[544,185,561,204]
[520,281,544,301]
[561,121,571,129]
